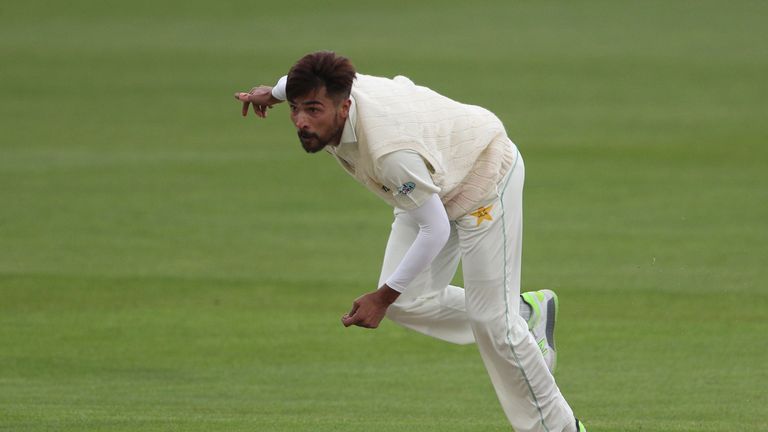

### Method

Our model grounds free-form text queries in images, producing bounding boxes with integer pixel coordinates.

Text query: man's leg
[380,208,562,359]
[457,156,576,432]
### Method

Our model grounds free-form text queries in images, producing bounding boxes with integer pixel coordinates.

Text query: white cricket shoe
[521,289,559,374]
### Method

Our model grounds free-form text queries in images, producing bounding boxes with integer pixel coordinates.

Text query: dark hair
[286,51,356,103]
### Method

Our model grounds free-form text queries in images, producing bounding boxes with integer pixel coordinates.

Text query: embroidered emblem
[382,185,390,193]
[470,205,493,226]
[397,181,416,195]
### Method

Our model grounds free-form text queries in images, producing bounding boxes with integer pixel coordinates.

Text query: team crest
[397,182,416,195]
[470,205,493,226]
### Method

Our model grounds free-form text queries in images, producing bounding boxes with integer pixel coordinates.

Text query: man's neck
[329,126,345,147]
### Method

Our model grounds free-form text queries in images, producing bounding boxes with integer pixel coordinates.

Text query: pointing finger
[255,105,265,118]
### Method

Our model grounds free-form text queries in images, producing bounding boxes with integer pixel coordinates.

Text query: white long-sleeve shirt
[374,151,450,292]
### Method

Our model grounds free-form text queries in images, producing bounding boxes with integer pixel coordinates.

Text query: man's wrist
[267,94,282,106]
[376,284,401,306]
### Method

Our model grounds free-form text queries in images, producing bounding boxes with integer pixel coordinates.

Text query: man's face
[289,86,350,153]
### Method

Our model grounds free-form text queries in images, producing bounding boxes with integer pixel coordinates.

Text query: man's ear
[339,98,351,119]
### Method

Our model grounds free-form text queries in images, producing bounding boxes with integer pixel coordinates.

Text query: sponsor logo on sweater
[397,182,416,196]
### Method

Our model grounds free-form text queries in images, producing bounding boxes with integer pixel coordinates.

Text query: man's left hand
[341,285,400,329]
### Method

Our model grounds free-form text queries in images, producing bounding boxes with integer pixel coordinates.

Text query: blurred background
[1,1,766,431]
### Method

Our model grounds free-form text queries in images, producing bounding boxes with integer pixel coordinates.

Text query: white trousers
[379,155,575,432]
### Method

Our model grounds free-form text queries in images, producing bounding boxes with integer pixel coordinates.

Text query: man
[235,51,586,432]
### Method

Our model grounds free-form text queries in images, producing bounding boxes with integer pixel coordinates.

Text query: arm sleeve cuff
[271,75,287,101]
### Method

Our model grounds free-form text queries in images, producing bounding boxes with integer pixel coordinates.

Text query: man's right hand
[234,86,281,118]
[341,285,401,329]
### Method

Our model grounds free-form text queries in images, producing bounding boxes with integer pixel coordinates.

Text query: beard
[297,123,344,154]
[298,130,326,153]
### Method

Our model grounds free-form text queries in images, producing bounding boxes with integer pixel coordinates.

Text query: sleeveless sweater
[337,74,517,220]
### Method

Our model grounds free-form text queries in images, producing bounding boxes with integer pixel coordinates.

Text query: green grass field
[1,1,767,431]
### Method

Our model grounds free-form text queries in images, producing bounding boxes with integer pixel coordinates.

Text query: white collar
[339,95,357,145]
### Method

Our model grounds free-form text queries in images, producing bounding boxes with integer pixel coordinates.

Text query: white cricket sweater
[273,73,518,219]
[344,74,517,219]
